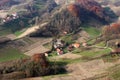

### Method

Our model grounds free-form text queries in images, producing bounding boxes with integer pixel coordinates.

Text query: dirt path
[17,22,48,39]
[24,38,52,56]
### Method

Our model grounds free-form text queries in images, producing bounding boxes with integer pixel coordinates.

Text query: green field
[0,47,27,62]
[82,26,101,38]
[14,29,26,36]
[71,47,111,60]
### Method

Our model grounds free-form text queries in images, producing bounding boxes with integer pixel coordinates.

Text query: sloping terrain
[0,0,57,36]
[30,0,117,37]
[0,0,32,10]
[0,0,19,10]
[0,0,117,37]
[96,0,120,17]
[0,0,120,80]
[24,38,52,56]
[21,59,120,80]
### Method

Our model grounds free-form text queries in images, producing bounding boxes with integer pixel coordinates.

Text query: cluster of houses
[2,12,19,23]
[52,38,87,55]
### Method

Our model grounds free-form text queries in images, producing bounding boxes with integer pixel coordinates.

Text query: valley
[0,0,120,80]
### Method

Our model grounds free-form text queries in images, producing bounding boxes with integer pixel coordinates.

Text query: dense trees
[67,4,79,17]
[101,22,120,43]
[76,0,106,19]
[30,0,117,37]
[102,22,120,36]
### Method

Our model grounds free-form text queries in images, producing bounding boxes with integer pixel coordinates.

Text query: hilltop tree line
[102,22,120,36]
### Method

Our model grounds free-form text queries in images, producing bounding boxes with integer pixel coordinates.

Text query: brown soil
[24,38,52,56]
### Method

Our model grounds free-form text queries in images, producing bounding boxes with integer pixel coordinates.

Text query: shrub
[102,22,120,37]
[0,54,67,79]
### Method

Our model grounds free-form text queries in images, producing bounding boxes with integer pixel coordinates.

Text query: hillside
[96,0,120,17]
[0,0,50,35]
[0,0,30,10]
[0,0,117,37]
[30,0,117,37]
[0,0,120,80]
[0,0,19,10]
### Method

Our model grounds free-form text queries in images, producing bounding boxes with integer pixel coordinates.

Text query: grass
[14,29,26,36]
[72,47,110,58]
[14,31,23,36]
[82,26,101,38]
[108,64,120,80]
[43,42,52,50]
[95,41,106,47]
[81,48,110,57]
[72,46,119,63]
[49,51,58,57]
[61,34,74,45]
[87,39,96,45]
[61,58,83,64]
[0,47,28,62]
[33,0,46,10]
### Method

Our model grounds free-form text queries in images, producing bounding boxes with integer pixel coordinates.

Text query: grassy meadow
[0,47,27,62]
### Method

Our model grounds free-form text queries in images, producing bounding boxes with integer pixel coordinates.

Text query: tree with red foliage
[67,4,79,17]
[31,53,49,67]
[102,22,120,37]
[76,0,105,19]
